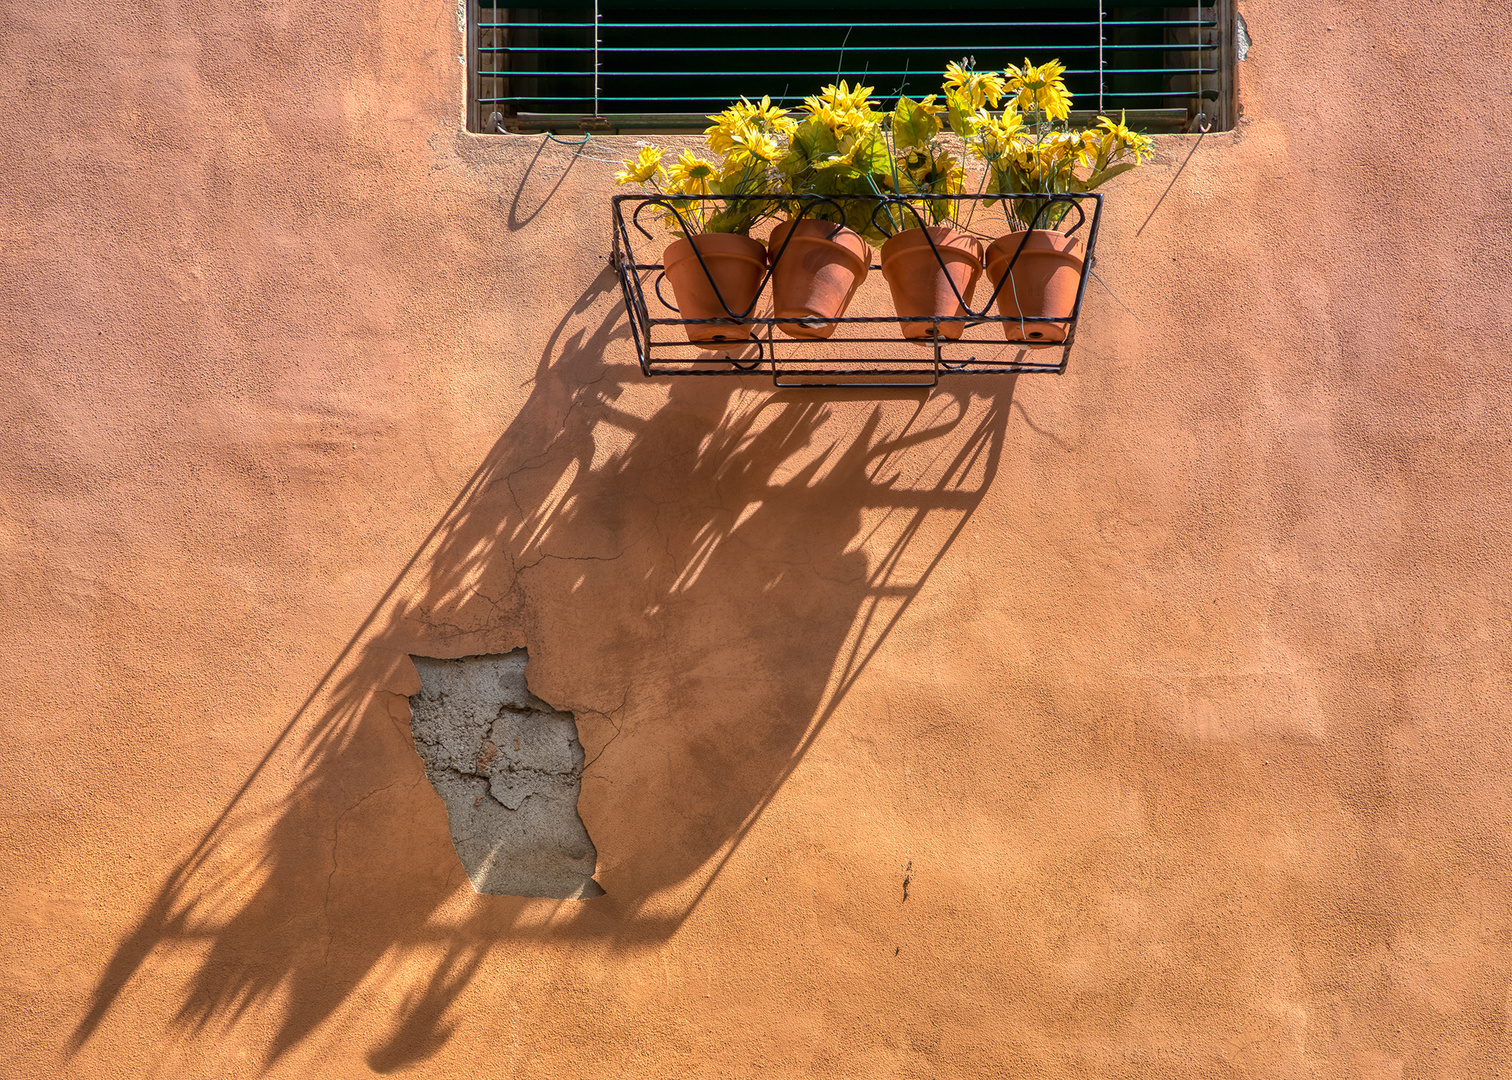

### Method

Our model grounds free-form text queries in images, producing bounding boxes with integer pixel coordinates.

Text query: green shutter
[472,0,1232,134]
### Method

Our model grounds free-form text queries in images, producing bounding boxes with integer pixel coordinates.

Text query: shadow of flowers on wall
[73,268,1017,1072]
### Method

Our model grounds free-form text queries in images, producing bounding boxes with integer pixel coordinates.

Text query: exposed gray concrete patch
[1236,12,1251,60]
[408,651,604,899]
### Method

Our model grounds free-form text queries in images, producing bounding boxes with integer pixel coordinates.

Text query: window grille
[468,0,1235,135]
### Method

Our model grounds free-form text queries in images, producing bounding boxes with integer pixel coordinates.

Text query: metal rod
[610,193,1096,384]
[477,41,1220,53]
[1098,0,1105,114]
[499,108,1192,124]
[482,89,1215,103]
[479,66,1217,79]
[478,19,1218,29]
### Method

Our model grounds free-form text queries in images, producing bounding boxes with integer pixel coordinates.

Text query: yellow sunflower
[1009,131,1082,185]
[728,128,781,166]
[1004,58,1073,121]
[943,59,1006,110]
[969,108,1025,161]
[1092,111,1154,168]
[803,80,878,123]
[706,94,795,153]
[614,146,664,186]
[664,149,718,196]
[703,112,753,155]
[737,94,796,134]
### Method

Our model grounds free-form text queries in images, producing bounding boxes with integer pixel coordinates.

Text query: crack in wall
[408,651,604,899]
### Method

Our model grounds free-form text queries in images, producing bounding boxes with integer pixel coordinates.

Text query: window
[468,0,1236,135]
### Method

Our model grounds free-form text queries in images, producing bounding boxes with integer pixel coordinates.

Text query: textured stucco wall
[4,0,1512,1076]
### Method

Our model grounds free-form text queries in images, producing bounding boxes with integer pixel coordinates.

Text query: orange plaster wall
[4,0,1512,1076]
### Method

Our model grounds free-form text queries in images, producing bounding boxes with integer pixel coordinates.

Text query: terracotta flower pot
[768,218,872,340]
[662,233,769,349]
[879,226,984,342]
[983,230,1087,348]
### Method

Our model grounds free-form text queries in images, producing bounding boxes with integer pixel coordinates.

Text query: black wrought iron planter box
[611,192,1104,388]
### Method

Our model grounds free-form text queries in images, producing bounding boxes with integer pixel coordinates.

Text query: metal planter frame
[611,192,1104,388]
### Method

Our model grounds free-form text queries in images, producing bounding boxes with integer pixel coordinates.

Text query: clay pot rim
[664,232,768,267]
[985,229,1087,259]
[769,218,873,268]
[879,225,985,264]
[983,230,1087,284]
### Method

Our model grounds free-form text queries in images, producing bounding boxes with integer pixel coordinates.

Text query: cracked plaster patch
[408,651,604,899]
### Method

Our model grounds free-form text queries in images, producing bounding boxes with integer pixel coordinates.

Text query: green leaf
[841,198,888,245]
[854,131,893,177]
[704,201,764,234]
[891,94,940,151]
[1080,161,1139,191]
[945,90,976,139]
[981,165,1003,208]
[806,169,842,196]
[779,117,839,177]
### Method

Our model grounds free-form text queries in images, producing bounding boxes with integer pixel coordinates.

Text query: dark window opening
[469,0,1236,135]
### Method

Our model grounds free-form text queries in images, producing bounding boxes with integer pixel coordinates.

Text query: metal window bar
[610,193,1105,389]
[473,1,1233,134]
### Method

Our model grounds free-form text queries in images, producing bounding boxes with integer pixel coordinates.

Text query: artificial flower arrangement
[613,97,792,346]
[948,58,1153,229]
[947,58,1154,344]
[615,59,1154,348]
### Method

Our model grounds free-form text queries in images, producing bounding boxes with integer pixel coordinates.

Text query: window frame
[466,0,1238,135]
